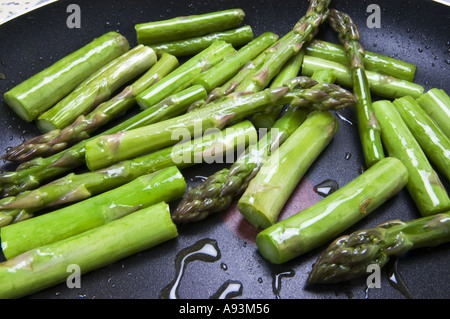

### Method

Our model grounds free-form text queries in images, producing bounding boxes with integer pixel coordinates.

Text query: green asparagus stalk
[0,85,208,198]
[85,80,357,171]
[36,45,157,132]
[393,96,450,182]
[305,39,417,82]
[136,41,235,109]
[310,68,337,84]
[4,32,129,122]
[0,121,256,226]
[301,55,424,99]
[0,166,185,260]
[149,26,254,57]
[256,157,409,264]
[416,88,450,137]
[0,201,177,299]
[373,100,450,216]
[307,211,450,284]
[135,9,246,45]
[3,53,179,163]
[327,9,384,168]
[238,111,338,229]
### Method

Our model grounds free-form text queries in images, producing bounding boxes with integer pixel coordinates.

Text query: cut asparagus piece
[307,211,450,284]
[373,100,450,216]
[0,201,177,299]
[136,41,235,109]
[393,96,450,182]
[301,55,424,99]
[4,32,129,122]
[36,45,157,132]
[310,68,337,84]
[256,157,409,264]
[85,80,357,170]
[149,26,254,57]
[135,9,246,45]
[1,166,185,260]
[0,121,256,225]
[4,53,179,163]
[305,39,417,82]
[327,9,384,168]
[416,88,450,138]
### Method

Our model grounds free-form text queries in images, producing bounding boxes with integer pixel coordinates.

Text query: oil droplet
[272,269,295,299]
[386,258,414,299]
[418,48,423,53]
[335,111,355,125]
[345,152,352,160]
[220,262,228,271]
[258,277,263,283]
[314,179,339,197]
[210,280,243,299]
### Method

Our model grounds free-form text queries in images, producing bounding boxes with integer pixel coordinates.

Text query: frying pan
[0,0,449,299]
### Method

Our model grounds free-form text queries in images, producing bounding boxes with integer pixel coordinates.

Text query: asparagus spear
[393,96,450,182]
[0,121,256,226]
[307,211,450,284]
[301,55,424,99]
[327,9,384,168]
[149,26,254,57]
[373,100,450,216]
[135,9,246,45]
[3,32,129,122]
[3,53,179,163]
[238,111,339,229]
[85,80,357,171]
[0,85,208,198]
[256,157,409,264]
[0,201,177,299]
[305,39,417,82]
[0,166,185,260]
[416,88,450,137]
[136,41,235,109]
[36,45,157,132]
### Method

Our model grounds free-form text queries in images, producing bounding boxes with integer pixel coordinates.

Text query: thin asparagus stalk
[373,100,450,216]
[35,45,157,132]
[416,88,450,137]
[301,55,424,99]
[0,201,177,299]
[238,111,339,229]
[149,26,254,57]
[256,157,409,264]
[3,53,179,163]
[85,80,357,171]
[135,9,246,45]
[4,32,129,122]
[307,211,450,284]
[305,39,417,82]
[136,41,235,109]
[327,9,384,168]
[0,85,208,198]
[0,166,185,260]
[393,96,450,182]
[0,121,256,226]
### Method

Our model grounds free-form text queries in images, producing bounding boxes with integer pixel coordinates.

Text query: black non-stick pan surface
[0,0,449,300]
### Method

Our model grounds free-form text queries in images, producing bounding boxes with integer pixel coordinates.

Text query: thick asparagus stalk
[3,53,179,163]
[1,166,185,260]
[305,39,417,82]
[373,100,450,216]
[0,121,256,225]
[327,9,384,168]
[307,211,450,284]
[416,88,450,137]
[256,157,409,264]
[149,26,254,57]
[0,201,177,299]
[36,45,157,132]
[135,9,246,45]
[238,111,339,229]
[301,55,424,99]
[85,80,357,170]
[0,85,207,198]
[393,96,450,182]
[136,41,235,109]
[3,32,129,122]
